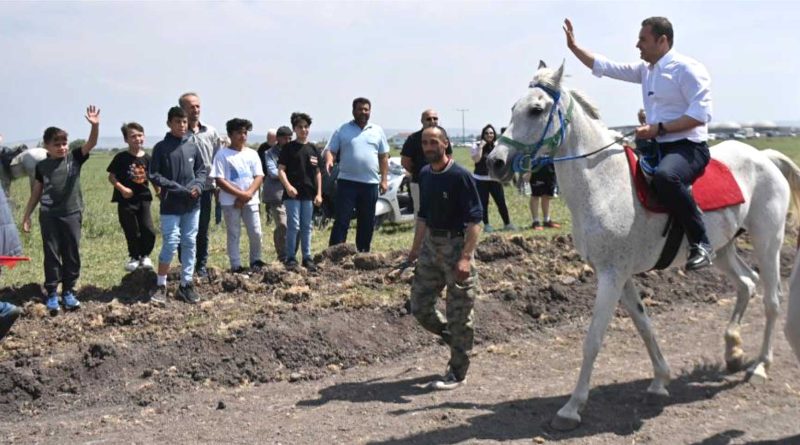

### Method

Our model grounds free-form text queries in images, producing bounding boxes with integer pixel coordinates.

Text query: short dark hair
[120,122,144,141]
[422,125,449,143]
[226,118,253,135]
[642,16,673,48]
[43,127,68,144]
[290,112,313,128]
[352,97,371,109]
[167,106,187,122]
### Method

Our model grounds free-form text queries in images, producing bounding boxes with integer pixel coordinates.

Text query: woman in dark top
[470,124,516,233]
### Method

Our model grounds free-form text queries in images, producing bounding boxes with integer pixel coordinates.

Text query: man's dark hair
[642,16,673,48]
[352,97,371,109]
[423,125,450,143]
[167,106,187,121]
[120,122,144,141]
[226,118,253,135]
[42,127,68,144]
[290,112,313,128]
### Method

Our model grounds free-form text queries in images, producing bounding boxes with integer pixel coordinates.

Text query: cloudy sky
[1,0,798,144]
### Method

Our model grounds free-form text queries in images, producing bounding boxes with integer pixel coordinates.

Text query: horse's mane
[568,89,601,120]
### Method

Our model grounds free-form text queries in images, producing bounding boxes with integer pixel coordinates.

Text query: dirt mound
[0,234,792,419]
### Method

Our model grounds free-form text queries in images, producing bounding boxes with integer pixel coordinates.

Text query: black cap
[276,126,293,137]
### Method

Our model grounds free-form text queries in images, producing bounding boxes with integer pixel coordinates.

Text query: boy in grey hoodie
[148,106,208,305]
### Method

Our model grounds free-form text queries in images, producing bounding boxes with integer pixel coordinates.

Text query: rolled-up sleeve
[592,54,643,84]
[680,63,713,123]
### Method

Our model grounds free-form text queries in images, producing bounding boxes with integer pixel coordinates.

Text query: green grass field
[5,137,798,290]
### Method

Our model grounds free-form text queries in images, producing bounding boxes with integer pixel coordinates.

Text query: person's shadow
[298,362,748,444]
[690,430,800,445]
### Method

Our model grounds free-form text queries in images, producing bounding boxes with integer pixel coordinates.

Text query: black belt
[429,228,464,238]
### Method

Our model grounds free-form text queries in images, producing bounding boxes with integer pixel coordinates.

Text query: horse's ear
[538,60,547,69]
[552,59,566,88]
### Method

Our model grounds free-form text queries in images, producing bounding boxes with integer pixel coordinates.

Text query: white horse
[0,147,47,196]
[486,62,800,430]
[786,251,800,363]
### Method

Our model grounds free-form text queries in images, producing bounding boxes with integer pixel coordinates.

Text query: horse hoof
[746,364,768,384]
[726,356,745,373]
[646,385,670,398]
[551,414,581,431]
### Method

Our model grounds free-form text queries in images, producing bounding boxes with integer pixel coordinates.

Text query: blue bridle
[496,82,574,173]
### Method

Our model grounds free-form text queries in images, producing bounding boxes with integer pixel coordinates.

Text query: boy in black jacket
[148,107,208,305]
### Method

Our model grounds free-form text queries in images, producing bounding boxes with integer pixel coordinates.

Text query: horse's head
[487,60,568,182]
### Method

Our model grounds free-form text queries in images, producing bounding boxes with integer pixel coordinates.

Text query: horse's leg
[746,223,783,383]
[714,243,759,373]
[553,272,625,431]
[619,278,671,395]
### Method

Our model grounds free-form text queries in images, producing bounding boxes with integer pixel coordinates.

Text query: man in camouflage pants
[408,125,483,390]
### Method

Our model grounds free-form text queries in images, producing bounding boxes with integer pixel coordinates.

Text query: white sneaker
[428,370,466,391]
[139,256,153,269]
[125,257,140,272]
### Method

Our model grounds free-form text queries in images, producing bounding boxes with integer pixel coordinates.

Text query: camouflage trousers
[410,233,477,380]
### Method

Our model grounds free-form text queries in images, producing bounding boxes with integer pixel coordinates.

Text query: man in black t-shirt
[400,109,452,217]
[407,125,482,391]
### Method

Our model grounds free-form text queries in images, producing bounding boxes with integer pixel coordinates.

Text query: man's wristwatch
[657,122,667,137]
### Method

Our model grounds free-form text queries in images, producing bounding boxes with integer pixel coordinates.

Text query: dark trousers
[476,179,510,225]
[651,140,711,245]
[117,201,156,259]
[196,189,213,268]
[40,212,81,294]
[329,179,378,252]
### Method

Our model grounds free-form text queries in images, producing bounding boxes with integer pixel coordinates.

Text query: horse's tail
[762,148,800,231]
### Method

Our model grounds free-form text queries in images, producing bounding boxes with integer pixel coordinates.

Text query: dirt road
[3,297,798,444]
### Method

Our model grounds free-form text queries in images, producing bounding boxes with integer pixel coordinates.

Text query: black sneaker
[285,259,299,271]
[302,258,319,272]
[230,266,248,274]
[150,285,168,306]
[0,303,22,341]
[250,260,267,271]
[686,243,715,271]
[195,266,209,279]
[176,283,200,304]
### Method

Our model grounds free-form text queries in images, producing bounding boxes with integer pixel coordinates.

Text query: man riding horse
[564,16,714,270]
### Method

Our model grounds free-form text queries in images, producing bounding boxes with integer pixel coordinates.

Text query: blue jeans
[285,199,314,262]
[328,179,378,252]
[158,208,200,285]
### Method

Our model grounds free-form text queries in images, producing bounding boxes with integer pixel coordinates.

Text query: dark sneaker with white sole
[150,285,168,306]
[176,283,200,304]
[429,368,466,391]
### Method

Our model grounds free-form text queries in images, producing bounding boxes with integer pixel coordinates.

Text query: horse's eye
[529,106,544,117]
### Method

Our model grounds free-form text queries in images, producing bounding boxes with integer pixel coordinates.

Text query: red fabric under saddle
[624,146,745,213]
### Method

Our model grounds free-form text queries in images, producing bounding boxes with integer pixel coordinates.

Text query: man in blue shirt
[324,97,389,252]
[407,125,483,390]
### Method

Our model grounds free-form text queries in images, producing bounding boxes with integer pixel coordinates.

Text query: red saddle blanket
[624,146,745,213]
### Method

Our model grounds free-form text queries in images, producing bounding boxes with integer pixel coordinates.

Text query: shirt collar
[190,121,209,134]
[349,120,373,131]
[652,49,675,70]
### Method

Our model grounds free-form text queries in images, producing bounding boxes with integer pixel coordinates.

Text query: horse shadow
[691,430,800,445]
[299,362,746,444]
[0,268,156,306]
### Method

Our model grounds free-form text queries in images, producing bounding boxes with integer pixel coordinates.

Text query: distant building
[389,132,413,146]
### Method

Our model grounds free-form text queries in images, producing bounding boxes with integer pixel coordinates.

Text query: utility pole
[456,108,469,145]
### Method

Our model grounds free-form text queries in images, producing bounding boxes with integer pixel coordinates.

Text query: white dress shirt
[592,49,712,143]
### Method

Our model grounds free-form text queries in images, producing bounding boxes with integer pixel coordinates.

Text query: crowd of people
[0,91,562,388]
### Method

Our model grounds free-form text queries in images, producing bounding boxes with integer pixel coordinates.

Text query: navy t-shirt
[418,160,483,231]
